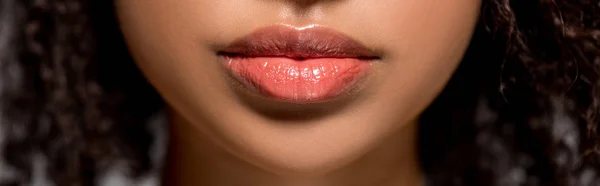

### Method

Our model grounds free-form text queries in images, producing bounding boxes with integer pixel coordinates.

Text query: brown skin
[3,0,600,185]
[116,0,480,185]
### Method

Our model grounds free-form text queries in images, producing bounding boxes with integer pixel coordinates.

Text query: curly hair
[0,0,598,185]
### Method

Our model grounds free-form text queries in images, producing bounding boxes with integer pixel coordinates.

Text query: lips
[218,24,379,103]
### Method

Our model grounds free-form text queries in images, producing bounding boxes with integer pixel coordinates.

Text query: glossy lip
[217,24,380,59]
[217,24,380,103]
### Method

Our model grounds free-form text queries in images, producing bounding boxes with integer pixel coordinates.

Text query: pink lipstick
[218,24,379,103]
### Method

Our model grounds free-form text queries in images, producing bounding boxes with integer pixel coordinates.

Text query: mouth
[217,24,380,103]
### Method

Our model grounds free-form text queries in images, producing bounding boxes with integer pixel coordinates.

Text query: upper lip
[218,24,380,60]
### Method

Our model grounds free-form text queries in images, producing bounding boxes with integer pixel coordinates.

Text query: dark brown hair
[0,0,598,185]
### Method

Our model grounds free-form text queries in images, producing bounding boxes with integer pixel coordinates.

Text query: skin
[116,0,481,185]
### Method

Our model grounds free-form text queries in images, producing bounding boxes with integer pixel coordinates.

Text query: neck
[163,111,423,186]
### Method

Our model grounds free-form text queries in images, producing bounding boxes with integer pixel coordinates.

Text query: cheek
[115,0,234,112]
[363,0,481,121]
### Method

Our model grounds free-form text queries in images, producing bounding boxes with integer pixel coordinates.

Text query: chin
[203,113,404,178]
[234,137,373,177]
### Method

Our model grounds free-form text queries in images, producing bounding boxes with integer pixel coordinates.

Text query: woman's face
[117,0,480,174]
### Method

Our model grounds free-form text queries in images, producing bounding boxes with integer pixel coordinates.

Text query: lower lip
[222,56,370,103]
